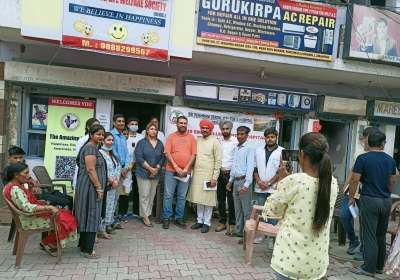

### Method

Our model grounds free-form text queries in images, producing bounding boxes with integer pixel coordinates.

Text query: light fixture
[257,67,267,80]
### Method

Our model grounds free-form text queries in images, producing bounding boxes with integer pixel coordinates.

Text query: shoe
[268,237,275,250]
[254,235,267,244]
[201,225,210,233]
[238,238,243,245]
[191,222,203,230]
[354,251,363,261]
[215,223,227,232]
[228,232,242,237]
[162,219,170,229]
[174,218,187,229]
[142,218,153,227]
[347,240,361,255]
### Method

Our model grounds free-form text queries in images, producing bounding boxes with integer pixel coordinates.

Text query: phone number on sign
[99,43,150,55]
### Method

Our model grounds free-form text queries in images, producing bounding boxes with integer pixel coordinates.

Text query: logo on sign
[61,113,80,131]
[169,110,184,125]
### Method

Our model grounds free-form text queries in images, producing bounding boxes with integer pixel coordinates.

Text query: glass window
[27,133,46,157]
[29,95,49,130]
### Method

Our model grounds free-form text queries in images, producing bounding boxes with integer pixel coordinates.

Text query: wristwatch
[268,182,272,187]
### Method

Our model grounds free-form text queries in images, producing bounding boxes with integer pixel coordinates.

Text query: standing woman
[74,124,107,259]
[98,132,121,238]
[263,132,338,280]
[135,122,165,227]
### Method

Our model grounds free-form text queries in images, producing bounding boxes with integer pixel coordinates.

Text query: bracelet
[97,189,104,193]
[173,165,178,169]
[258,181,262,184]
[183,169,187,173]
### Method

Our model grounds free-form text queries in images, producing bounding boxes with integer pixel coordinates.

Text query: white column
[380,124,396,156]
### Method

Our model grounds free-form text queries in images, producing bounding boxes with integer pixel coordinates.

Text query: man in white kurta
[187,119,222,233]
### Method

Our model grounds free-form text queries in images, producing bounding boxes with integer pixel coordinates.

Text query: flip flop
[348,266,375,277]
[38,243,57,257]
[80,251,100,259]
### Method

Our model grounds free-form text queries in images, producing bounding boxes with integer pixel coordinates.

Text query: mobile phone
[281,149,299,162]
[206,182,212,188]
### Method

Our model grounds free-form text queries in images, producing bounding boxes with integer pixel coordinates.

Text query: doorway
[113,101,165,133]
[278,118,295,149]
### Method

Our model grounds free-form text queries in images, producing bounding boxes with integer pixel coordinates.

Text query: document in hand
[122,176,133,193]
[173,175,190,183]
[349,203,359,218]
[203,181,217,191]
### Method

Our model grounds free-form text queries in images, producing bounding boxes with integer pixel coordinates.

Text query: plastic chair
[243,205,281,265]
[388,201,400,245]
[4,196,62,268]
[32,166,72,193]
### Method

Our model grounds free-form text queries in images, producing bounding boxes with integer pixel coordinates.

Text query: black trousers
[360,195,391,273]
[78,232,96,254]
[118,173,139,216]
[217,173,236,225]
[41,190,73,210]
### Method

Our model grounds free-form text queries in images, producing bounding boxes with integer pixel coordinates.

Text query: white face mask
[129,125,138,132]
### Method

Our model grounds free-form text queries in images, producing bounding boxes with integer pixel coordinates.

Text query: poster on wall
[343,4,400,65]
[44,97,95,179]
[62,0,173,61]
[165,105,278,148]
[197,0,337,61]
[31,104,48,129]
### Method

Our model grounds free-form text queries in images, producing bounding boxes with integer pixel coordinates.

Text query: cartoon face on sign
[73,18,94,37]
[141,29,160,46]
[108,23,128,42]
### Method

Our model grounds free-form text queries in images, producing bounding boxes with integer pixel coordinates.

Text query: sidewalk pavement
[0,215,398,280]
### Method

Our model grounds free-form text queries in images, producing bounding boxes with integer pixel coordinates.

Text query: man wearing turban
[187,119,222,233]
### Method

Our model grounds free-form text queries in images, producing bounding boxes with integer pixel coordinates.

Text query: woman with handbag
[134,122,165,227]
[98,132,121,239]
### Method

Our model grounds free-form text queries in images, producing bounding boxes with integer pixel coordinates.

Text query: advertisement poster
[44,97,95,179]
[31,104,48,129]
[62,0,173,61]
[197,0,337,61]
[185,80,316,112]
[165,105,278,148]
[344,4,400,65]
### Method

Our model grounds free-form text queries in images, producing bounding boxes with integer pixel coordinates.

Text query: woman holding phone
[263,132,338,280]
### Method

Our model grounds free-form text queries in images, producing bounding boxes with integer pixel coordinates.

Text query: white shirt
[379,38,387,56]
[73,134,89,188]
[220,136,239,170]
[126,133,144,163]
[141,130,165,145]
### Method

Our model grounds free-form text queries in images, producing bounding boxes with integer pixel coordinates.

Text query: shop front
[4,61,176,171]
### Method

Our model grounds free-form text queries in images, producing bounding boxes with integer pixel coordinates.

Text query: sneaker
[268,237,274,250]
[162,219,170,229]
[347,240,361,255]
[254,235,267,244]
[201,225,210,233]
[190,222,203,230]
[354,251,363,261]
[174,218,187,229]
[215,223,227,232]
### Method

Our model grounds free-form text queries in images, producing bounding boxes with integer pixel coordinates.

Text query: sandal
[97,231,112,239]
[348,267,375,277]
[80,251,100,259]
[113,223,124,230]
[106,226,117,235]
[38,243,56,257]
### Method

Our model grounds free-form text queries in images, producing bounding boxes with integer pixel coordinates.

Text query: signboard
[62,0,173,61]
[344,4,400,65]
[165,105,278,148]
[372,101,400,119]
[197,0,337,61]
[4,61,176,96]
[44,97,95,179]
[185,80,316,111]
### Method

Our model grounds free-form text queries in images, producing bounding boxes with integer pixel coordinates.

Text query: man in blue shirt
[110,114,130,220]
[226,126,254,244]
[348,130,398,277]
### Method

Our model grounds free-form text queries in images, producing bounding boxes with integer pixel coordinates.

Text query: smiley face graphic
[108,23,128,42]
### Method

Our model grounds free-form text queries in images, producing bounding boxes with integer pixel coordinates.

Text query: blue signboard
[197,0,338,61]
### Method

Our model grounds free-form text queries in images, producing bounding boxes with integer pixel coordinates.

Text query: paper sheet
[203,181,217,191]
[173,175,190,183]
[349,204,359,218]
[122,177,133,193]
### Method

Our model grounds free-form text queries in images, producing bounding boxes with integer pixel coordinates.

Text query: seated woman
[3,163,77,256]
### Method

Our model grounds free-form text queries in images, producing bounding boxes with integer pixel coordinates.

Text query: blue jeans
[257,193,278,226]
[163,171,190,220]
[340,195,360,244]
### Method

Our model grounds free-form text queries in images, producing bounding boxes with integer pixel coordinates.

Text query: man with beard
[226,126,254,244]
[215,120,238,234]
[253,127,284,249]
[162,116,197,229]
[187,119,222,233]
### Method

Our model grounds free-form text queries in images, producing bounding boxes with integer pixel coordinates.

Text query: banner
[165,106,279,148]
[344,4,400,65]
[62,0,173,61]
[44,97,95,179]
[197,0,337,61]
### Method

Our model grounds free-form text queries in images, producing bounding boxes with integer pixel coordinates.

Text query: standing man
[118,117,144,220]
[187,119,221,233]
[110,114,130,224]
[226,126,254,244]
[348,130,398,277]
[162,116,197,229]
[253,128,283,249]
[215,120,238,234]
[341,126,377,259]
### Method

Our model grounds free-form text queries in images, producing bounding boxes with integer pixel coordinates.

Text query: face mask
[102,145,112,151]
[129,125,138,132]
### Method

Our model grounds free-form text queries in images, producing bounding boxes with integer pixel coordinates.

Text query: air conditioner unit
[283,35,301,49]
[282,23,305,35]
